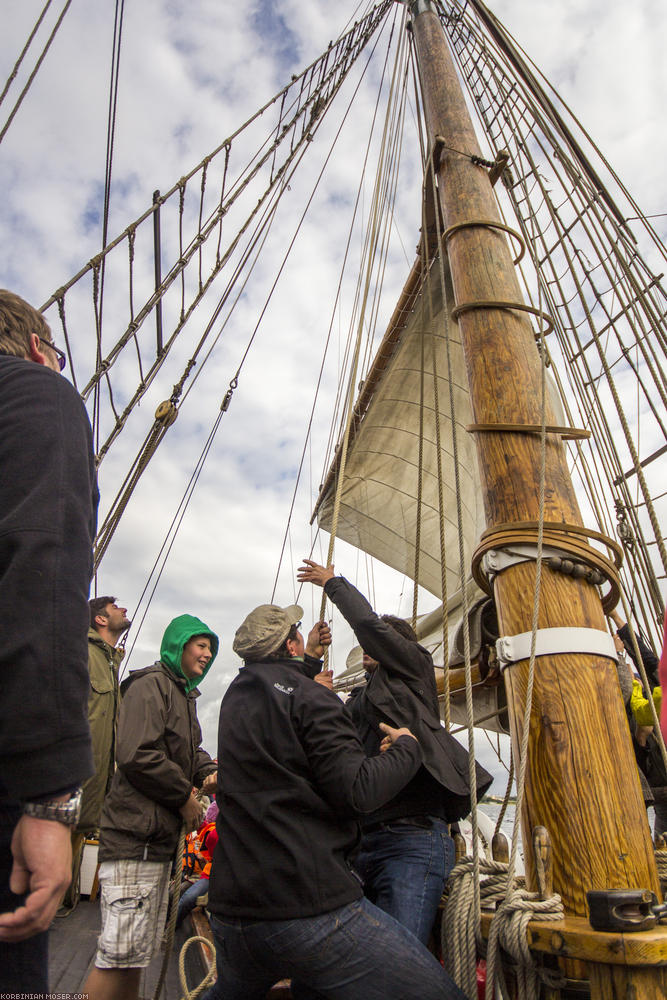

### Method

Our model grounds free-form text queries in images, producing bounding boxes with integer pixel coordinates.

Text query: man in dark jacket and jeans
[298,559,493,946]
[0,289,98,992]
[203,602,465,1000]
[86,614,218,1000]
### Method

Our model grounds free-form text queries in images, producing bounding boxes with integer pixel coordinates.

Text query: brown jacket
[77,628,123,832]
[98,662,215,862]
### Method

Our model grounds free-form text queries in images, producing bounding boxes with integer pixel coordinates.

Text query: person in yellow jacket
[64,597,130,909]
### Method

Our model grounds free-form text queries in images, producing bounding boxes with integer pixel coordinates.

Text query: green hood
[159,614,219,693]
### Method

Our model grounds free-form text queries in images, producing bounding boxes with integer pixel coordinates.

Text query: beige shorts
[95,859,171,969]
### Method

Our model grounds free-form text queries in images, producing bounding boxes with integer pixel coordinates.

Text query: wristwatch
[23,787,83,827]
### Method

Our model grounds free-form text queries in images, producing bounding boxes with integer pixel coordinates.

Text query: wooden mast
[406,0,666,994]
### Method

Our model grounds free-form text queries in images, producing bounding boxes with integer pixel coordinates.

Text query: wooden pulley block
[154,400,178,426]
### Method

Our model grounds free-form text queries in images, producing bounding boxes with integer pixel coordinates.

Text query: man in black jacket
[0,290,98,991]
[298,560,493,946]
[204,603,465,1000]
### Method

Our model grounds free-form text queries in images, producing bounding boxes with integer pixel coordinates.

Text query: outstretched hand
[297,559,335,588]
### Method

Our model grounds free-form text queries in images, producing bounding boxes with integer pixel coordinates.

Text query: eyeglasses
[39,336,66,372]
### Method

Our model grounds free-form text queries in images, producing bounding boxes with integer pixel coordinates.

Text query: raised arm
[298,560,431,684]
[612,610,660,689]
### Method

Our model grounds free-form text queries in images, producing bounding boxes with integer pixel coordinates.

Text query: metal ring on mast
[451,298,554,335]
[443,219,526,264]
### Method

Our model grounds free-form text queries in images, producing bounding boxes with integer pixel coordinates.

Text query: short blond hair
[0,289,52,358]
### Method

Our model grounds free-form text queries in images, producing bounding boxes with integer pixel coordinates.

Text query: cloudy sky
[1,0,665,783]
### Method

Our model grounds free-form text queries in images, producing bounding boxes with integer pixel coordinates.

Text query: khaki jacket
[77,628,123,831]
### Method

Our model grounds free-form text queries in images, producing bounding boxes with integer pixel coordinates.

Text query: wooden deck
[48,897,208,999]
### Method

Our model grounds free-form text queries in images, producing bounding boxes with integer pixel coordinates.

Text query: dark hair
[89,595,116,630]
[265,623,300,661]
[380,614,418,643]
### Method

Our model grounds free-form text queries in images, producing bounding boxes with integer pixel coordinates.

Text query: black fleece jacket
[0,355,98,800]
[325,576,493,823]
[207,653,422,919]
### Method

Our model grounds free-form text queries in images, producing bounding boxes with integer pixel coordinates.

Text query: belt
[363,814,436,833]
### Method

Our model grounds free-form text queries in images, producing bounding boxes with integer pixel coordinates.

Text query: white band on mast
[496,627,618,671]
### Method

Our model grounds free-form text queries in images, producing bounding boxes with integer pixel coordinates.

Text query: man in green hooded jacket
[85,614,218,1000]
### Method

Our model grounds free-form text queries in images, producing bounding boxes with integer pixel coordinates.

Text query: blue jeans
[177,876,209,927]
[201,896,465,1000]
[354,817,454,945]
[0,794,49,992]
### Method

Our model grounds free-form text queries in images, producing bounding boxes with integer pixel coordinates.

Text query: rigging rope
[422,106,484,974]
[0,0,72,147]
[0,0,54,110]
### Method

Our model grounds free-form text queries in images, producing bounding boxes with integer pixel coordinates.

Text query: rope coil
[442,857,564,1000]
[471,521,622,612]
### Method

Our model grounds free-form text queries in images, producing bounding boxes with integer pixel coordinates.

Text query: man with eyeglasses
[0,289,98,992]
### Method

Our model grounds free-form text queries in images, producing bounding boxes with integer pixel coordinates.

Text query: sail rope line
[117,162,334,650]
[269,27,405,604]
[92,0,127,587]
[93,0,126,460]
[317,7,411,657]
[411,240,427,631]
[423,159,483,997]
[405,23,455,722]
[421,151,453,727]
[479,130,638,626]
[458,0,667,265]
[493,151,653,627]
[298,13,414,625]
[108,172,309,619]
[119,401,228,676]
[317,9,408,485]
[0,0,72,147]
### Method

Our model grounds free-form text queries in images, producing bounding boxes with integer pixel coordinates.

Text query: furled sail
[315,254,486,600]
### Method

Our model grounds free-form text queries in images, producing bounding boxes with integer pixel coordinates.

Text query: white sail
[317,256,486,600]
